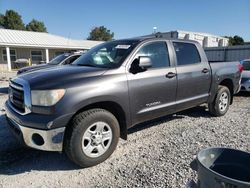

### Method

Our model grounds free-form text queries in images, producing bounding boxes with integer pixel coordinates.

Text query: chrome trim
[138,93,209,114]
[7,100,25,116]
[8,117,65,151]
[9,81,23,90]
[9,77,32,115]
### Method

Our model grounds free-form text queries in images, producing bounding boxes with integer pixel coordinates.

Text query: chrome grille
[9,81,25,113]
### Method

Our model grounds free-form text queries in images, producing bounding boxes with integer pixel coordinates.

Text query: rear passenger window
[136,41,170,68]
[173,42,201,66]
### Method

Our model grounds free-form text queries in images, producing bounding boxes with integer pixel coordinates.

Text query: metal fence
[205,45,250,62]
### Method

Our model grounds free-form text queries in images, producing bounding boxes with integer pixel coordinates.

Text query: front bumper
[5,101,66,151]
[241,81,250,92]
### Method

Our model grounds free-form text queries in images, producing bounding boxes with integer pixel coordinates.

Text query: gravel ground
[0,74,249,188]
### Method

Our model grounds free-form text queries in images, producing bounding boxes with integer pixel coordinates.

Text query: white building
[149,30,229,48]
[0,29,102,71]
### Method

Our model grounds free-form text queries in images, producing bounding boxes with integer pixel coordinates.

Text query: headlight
[31,89,65,106]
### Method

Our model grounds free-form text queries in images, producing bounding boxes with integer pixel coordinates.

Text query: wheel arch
[66,101,128,140]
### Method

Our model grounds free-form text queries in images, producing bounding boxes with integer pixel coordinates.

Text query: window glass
[242,61,250,71]
[48,54,69,65]
[64,55,80,64]
[2,49,16,61]
[173,42,201,66]
[73,40,139,68]
[136,41,170,68]
[31,50,43,61]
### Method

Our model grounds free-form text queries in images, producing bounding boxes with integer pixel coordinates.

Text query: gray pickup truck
[5,37,242,167]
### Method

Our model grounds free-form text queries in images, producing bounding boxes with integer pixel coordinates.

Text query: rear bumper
[5,101,66,151]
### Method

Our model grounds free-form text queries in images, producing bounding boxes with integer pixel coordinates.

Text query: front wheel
[208,86,231,117]
[64,109,120,167]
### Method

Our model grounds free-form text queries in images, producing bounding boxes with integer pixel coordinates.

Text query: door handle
[202,68,209,73]
[166,72,176,78]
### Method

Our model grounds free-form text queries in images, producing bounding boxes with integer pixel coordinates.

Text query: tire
[64,108,120,167]
[208,86,231,117]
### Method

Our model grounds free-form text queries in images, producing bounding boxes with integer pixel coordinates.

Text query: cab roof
[117,34,200,45]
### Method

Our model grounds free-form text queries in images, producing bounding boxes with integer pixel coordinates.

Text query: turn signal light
[238,64,244,73]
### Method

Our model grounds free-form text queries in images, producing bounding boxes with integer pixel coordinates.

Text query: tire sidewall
[214,87,231,116]
[70,110,120,167]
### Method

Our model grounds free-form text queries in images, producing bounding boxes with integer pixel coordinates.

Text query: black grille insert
[9,81,25,113]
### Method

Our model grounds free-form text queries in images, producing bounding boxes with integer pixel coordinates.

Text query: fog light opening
[32,133,45,146]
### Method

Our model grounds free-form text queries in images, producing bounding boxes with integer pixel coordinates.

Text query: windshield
[73,40,139,68]
[242,61,250,71]
[48,54,70,65]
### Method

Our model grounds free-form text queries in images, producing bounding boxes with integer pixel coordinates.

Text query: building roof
[174,30,228,40]
[0,28,103,49]
[143,30,229,41]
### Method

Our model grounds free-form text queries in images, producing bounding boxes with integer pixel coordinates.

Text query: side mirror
[130,56,152,74]
[138,56,152,69]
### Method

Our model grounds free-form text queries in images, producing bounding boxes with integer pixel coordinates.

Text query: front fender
[54,73,131,129]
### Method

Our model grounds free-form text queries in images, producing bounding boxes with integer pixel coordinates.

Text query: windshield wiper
[76,64,97,67]
[76,64,110,69]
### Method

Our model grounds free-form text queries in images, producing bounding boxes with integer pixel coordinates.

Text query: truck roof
[118,35,200,45]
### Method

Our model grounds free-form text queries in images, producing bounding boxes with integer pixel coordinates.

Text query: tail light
[238,64,244,73]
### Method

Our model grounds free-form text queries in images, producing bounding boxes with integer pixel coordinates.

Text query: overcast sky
[1,0,249,41]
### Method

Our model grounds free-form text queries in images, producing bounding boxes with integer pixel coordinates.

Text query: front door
[127,41,177,126]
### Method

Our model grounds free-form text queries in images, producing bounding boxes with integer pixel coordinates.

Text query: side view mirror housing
[130,56,152,74]
[138,56,152,69]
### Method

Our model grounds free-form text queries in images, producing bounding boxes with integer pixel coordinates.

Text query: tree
[0,14,4,27]
[26,19,47,32]
[225,35,245,46]
[0,10,48,32]
[87,26,114,41]
[2,10,25,30]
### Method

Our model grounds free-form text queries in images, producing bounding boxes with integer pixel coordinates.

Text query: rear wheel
[64,109,120,167]
[208,86,231,117]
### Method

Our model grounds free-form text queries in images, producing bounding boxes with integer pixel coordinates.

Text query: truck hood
[16,65,107,89]
[18,64,55,74]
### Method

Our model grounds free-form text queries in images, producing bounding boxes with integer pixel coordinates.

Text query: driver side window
[136,41,170,68]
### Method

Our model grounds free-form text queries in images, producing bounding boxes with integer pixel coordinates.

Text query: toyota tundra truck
[5,37,242,167]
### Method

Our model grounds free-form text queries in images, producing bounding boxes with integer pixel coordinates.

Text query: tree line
[0,9,114,41]
[224,35,245,46]
[0,10,47,32]
[0,10,114,41]
[0,9,246,44]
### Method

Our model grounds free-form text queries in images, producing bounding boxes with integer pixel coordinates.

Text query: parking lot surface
[0,75,249,188]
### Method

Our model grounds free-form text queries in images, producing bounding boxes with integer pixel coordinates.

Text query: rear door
[127,40,177,125]
[172,41,211,111]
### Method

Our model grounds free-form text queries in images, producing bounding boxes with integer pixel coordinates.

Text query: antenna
[153,27,157,34]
